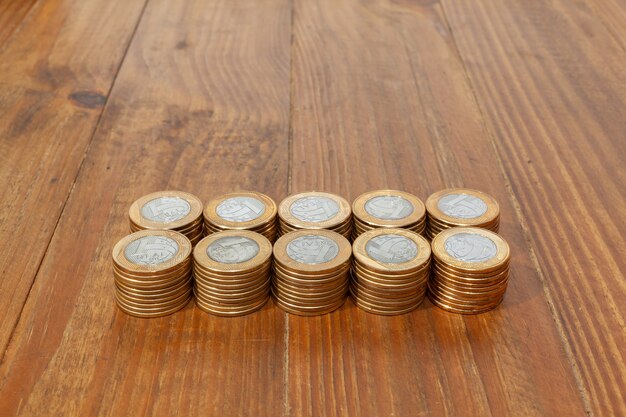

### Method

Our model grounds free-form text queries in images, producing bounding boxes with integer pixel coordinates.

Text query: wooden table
[0,0,624,415]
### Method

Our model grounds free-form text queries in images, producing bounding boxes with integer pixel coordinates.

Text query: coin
[278,192,352,239]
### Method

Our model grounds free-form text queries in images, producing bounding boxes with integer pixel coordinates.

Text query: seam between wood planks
[0,0,151,368]
[437,2,594,416]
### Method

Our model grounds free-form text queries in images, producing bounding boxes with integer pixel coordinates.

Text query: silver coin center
[207,236,260,264]
[437,193,487,219]
[290,196,340,223]
[365,234,418,264]
[444,233,497,262]
[141,197,191,223]
[216,196,266,222]
[286,235,339,265]
[124,236,179,265]
[364,195,414,220]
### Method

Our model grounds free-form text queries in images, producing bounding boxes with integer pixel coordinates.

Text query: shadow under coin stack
[425,188,500,240]
[272,230,351,316]
[429,227,510,314]
[193,231,272,316]
[203,192,278,242]
[112,230,193,318]
[278,192,352,239]
[352,190,426,240]
[129,191,204,246]
[350,229,431,315]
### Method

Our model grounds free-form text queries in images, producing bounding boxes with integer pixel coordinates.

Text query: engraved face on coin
[140,197,191,223]
[364,195,414,220]
[124,236,179,265]
[206,236,260,264]
[444,233,497,262]
[438,194,487,219]
[286,235,339,264]
[290,197,340,222]
[365,234,418,263]
[216,196,266,222]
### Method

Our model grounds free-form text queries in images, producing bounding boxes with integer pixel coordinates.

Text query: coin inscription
[365,234,418,263]
[141,197,191,223]
[290,197,340,223]
[437,193,487,219]
[207,236,260,264]
[286,235,339,264]
[444,233,497,262]
[124,236,179,265]
[364,195,414,220]
[216,197,266,222]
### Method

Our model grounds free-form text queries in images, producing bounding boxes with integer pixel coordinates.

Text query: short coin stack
[272,230,351,316]
[193,231,272,316]
[352,190,426,240]
[129,191,204,246]
[425,188,500,240]
[204,192,278,242]
[429,227,510,314]
[278,192,352,239]
[112,230,193,317]
[350,229,431,315]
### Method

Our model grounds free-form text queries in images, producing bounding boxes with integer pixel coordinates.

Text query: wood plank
[0,0,291,415]
[0,0,146,358]
[440,0,626,415]
[0,0,38,46]
[288,0,589,415]
[588,0,626,51]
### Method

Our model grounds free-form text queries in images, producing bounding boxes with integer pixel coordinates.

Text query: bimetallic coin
[273,230,351,274]
[444,233,497,263]
[207,236,260,264]
[437,194,487,219]
[286,235,339,265]
[140,196,191,223]
[216,196,266,222]
[431,227,509,272]
[124,235,179,265]
[290,196,340,222]
[129,191,203,230]
[365,234,418,264]
[425,188,500,232]
[113,230,192,274]
[204,191,277,229]
[278,192,351,229]
[364,195,414,220]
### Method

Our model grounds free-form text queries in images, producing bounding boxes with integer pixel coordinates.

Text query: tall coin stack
[204,191,278,242]
[429,227,510,314]
[193,231,272,316]
[352,190,426,240]
[112,230,193,318]
[350,229,431,315]
[272,230,351,316]
[278,192,352,239]
[425,188,500,240]
[129,191,204,246]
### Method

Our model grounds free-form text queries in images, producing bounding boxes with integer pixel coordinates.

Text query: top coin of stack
[278,192,352,239]
[428,227,510,314]
[351,190,426,240]
[129,191,204,246]
[203,191,278,242]
[425,188,500,240]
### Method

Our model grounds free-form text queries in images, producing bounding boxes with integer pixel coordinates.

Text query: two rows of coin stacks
[112,188,510,318]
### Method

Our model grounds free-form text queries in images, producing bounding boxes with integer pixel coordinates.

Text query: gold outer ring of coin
[351,277,426,298]
[115,292,191,315]
[428,286,505,307]
[351,290,426,308]
[112,230,192,275]
[194,261,271,282]
[278,219,353,236]
[278,191,352,229]
[273,277,349,298]
[428,291,504,312]
[132,215,204,234]
[428,279,508,301]
[128,191,203,230]
[116,286,193,309]
[204,219,278,237]
[203,191,277,229]
[350,283,426,304]
[431,272,510,292]
[431,227,510,273]
[428,295,503,315]
[113,271,191,291]
[195,293,269,311]
[350,296,423,315]
[426,211,500,228]
[272,258,351,279]
[425,188,500,226]
[432,258,510,278]
[193,230,272,275]
[113,255,192,279]
[352,228,431,274]
[194,274,270,292]
[273,286,347,306]
[115,274,193,297]
[194,284,271,304]
[352,255,431,280]
[273,292,346,311]
[350,269,428,291]
[273,229,352,275]
[195,277,271,298]
[352,189,426,228]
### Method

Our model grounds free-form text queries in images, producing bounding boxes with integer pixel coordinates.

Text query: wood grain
[587,0,626,51]
[0,0,291,415]
[288,0,588,415]
[0,0,38,46]
[0,0,147,359]
[441,0,626,415]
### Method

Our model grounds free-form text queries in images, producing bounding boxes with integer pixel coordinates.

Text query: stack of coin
[350,229,431,315]
[278,192,352,239]
[192,231,272,316]
[429,227,510,314]
[272,230,351,316]
[112,230,193,318]
[425,188,500,240]
[203,191,278,242]
[129,191,204,246]
[351,190,426,240]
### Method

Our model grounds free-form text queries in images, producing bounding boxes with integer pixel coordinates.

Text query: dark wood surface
[0,0,623,416]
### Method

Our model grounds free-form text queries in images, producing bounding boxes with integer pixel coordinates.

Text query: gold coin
[278,191,351,231]
[352,190,425,232]
[426,188,499,230]
[193,230,272,274]
[112,230,192,275]
[204,191,277,230]
[273,229,351,275]
[431,227,509,273]
[128,191,203,231]
[352,228,430,274]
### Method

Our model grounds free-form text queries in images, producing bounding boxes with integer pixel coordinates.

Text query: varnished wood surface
[0,0,623,416]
